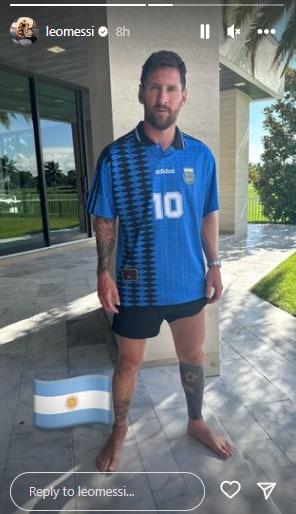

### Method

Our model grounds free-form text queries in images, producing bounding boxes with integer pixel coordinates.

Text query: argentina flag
[33,375,111,429]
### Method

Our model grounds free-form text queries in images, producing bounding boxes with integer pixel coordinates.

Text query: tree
[67,169,77,188]
[44,160,64,191]
[254,68,296,224]
[18,171,35,189]
[249,162,261,187]
[0,155,17,194]
[223,0,296,75]
[0,111,31,129]
[0,112,16,129]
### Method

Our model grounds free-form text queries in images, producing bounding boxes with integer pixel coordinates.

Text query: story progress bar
[10,3,285,7]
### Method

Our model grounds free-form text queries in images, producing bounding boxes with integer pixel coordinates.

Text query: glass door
[37,80,88,245]
[0,70,43,255]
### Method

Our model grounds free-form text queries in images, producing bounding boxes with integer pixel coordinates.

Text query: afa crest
[183,167,195,184]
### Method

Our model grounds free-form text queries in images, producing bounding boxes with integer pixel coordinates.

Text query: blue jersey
[86,122,219,306]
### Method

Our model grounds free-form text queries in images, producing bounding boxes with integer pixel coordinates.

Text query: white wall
[220,89,249,236]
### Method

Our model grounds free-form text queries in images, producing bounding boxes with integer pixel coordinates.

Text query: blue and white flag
[33,375,111,429]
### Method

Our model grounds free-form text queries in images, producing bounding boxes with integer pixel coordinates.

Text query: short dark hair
[140,50,187,90]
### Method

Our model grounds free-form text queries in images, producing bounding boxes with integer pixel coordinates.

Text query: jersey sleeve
[203,151,219,217]
[85,150,116,219]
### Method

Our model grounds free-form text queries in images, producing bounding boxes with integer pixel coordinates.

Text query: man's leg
[169,309,233,458]
[96,336,146,472]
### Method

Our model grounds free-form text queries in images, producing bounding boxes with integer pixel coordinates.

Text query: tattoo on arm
[113,398,131,425]
[95,217,115,275]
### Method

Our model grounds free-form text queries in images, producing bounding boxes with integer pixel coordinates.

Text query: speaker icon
[227,24,241,38]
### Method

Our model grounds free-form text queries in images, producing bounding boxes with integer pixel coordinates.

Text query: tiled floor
[0,224,295,513]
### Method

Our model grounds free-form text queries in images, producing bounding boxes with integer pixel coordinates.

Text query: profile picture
[10,16,39,46]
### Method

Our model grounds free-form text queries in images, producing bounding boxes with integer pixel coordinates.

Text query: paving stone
[243,352,296,402]
[71,423,111,459]
[220,338,242,361]
[66,309,107,347]
[0,457,75,514]
[205,378,269,446]
[247,400,296,466]
[221,359,288,406]
[0,226,295,514]
[0,398,17,468]
[240,439,296,514]
[68,344,114,376]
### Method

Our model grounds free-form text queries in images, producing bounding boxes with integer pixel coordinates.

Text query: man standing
[87,50,233,472]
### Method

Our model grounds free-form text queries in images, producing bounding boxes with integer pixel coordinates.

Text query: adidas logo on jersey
[155,168,175,174]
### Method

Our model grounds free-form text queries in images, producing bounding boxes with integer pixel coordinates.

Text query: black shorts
[112,297,208,339]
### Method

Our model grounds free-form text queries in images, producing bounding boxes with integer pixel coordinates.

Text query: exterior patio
[0,223,295,513]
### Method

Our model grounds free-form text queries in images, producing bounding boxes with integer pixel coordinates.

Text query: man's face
[139,67,187,131]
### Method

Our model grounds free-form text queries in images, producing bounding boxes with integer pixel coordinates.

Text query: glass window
[37,80,88,245]
[0,70,43,255]
[0,70,91,255]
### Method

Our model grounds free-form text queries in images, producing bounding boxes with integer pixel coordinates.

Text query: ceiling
[219,63,272,100]
[1,6,91,89]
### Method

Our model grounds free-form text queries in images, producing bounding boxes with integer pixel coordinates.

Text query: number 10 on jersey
[153,192,183,220]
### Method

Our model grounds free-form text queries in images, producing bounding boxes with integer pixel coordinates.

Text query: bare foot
[96,422,128,472]
[188,418,233,459]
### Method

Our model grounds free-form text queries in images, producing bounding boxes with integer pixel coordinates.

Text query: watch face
[208,260,221,267]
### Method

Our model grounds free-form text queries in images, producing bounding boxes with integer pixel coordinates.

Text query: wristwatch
[207,259,221,268]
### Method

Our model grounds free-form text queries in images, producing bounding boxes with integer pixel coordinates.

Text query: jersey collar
[135,121,185,150]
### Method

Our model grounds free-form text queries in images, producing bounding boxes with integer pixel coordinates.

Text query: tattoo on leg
[179,362,204,420]
[113,398,131,425]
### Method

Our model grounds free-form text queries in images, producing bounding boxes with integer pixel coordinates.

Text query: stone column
[87,8,113,160]
[219,89,250,237]
[87,6,221,376]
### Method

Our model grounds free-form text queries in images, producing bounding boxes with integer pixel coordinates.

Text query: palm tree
[0,155,17,194]
[0,111,31,129]
[0,112,17,129]
[44,160,64,191]
[223,0,296,75]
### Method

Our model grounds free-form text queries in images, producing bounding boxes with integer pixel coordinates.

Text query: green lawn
[248,183,269,223]
[251,252,296,317]
[248,183,257,196]
[248,197,268,223]
[0,217,79,238]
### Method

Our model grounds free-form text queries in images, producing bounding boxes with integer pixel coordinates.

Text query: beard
[144,103,181,130]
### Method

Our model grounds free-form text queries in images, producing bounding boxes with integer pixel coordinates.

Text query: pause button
[200,24,210,39]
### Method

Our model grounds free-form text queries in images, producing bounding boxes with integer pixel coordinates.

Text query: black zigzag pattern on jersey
[110,133,157,306]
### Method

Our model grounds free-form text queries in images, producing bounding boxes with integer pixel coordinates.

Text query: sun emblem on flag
[66,395,78,410]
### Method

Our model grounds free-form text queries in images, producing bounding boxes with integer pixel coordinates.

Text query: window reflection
[0,70,90,255]
[37,80,87,245]
[0,100,43,254]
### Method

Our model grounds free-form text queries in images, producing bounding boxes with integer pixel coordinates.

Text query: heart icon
[220,480,241,499]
